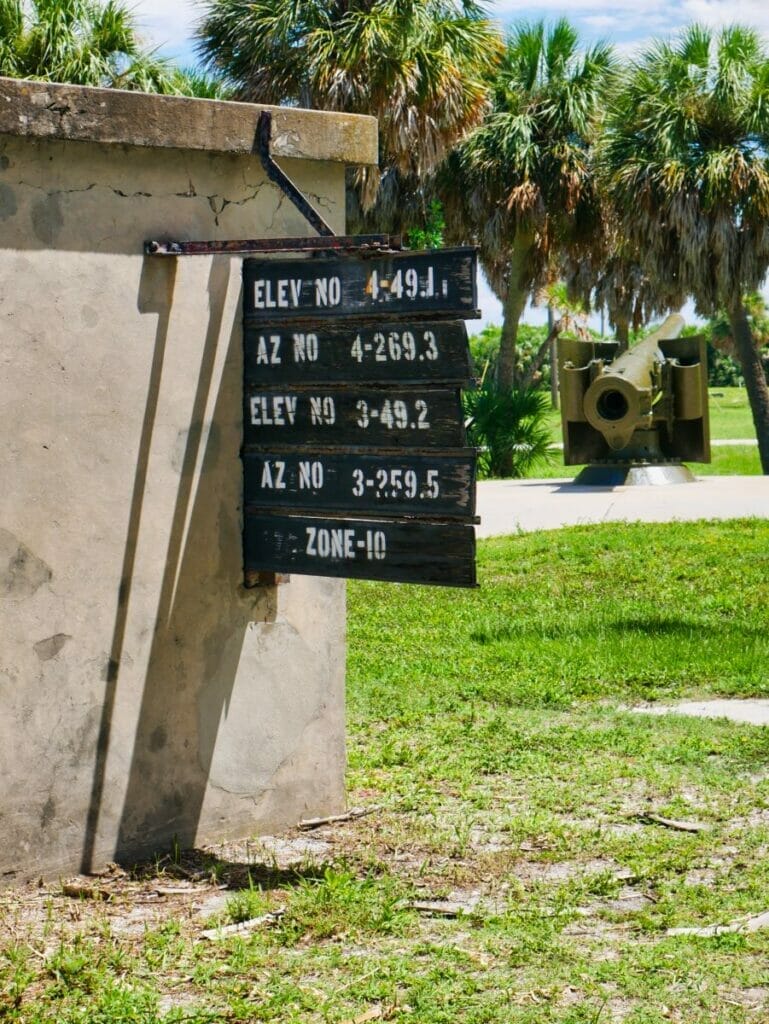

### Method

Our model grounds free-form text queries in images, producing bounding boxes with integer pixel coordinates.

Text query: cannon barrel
[583,314,685,451]
[557,313,710,470]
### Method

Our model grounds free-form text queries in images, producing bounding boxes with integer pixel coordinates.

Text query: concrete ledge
[0,77,378,166]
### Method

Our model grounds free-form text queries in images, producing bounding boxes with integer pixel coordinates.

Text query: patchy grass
[3,522,769,1022]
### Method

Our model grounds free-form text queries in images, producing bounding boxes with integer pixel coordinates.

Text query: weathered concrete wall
[0,79,378,882]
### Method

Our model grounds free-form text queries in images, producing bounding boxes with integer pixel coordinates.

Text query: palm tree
[601,25,769,472]
[441,20,615,390]
[709,293,769,359]
[569,229,685,353]
[195,0,502,209]
[0,0,173,90]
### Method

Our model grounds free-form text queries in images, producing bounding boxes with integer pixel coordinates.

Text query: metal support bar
[145,234,396,257]
[256,110,335,237]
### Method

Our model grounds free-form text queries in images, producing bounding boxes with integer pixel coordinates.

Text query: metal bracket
[246,570,290,589]
[144,110,401,257]
[255,110,335,237]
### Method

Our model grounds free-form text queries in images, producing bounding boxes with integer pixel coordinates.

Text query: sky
[131,0,769,328]
[135,0,769,68]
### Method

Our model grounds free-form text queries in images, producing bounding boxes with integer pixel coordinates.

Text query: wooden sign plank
[244,513,477,587]
[243,387,465,448]
[242,248,478,321]
[244,320,472,385]
[243,450,476,518]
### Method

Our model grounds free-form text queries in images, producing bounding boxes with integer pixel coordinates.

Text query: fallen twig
[155,884,225,897]
[340,1006,389,1024]
[61,882,109,901]
[200,909,284,941]
[298,806,381,830]
[667,909,769,937]
[406,900,473,917]
[637,813,707,834]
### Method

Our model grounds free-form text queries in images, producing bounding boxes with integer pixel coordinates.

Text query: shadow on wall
[81,255,276,872]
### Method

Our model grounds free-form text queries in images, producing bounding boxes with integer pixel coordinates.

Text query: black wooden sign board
[243,450,476,518]
[244,513,477,587]
[243,248,478,322]
[244,320,472,385]
[244,387,465,448]
[242,244,479,588]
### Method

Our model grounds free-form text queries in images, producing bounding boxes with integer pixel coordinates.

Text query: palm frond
[196,0,502,190]
[0,0,193,89]
[443,18,613,306]
[464,382,556,478]
[601,22,769,312]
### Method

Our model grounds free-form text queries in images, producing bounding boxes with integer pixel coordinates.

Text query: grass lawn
[707,389,757,440]
[534,444,762,479]
[3,521,769,1023]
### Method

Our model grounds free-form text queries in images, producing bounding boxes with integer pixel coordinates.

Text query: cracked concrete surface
[0,147,290,249]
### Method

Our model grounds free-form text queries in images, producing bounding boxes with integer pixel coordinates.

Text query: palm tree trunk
[615,315,630,353]
[548,306,559,409]
[496,236,534,392]
[520,316,567,391]
[728,302,769,474]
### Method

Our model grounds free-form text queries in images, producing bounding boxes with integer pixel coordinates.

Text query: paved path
[634,700,769,726]
[710,438,759,446]
[476,475,769,538]
[553,438,758,448]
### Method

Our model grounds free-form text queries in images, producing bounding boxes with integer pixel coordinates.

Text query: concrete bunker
[0,77,378,881]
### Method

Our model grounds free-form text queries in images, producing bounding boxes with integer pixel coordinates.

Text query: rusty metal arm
[255,110,335,237]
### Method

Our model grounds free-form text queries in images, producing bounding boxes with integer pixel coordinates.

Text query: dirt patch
[515,857,629,883]
[207,834,333,870]
[728,987,769,1008]
[0,836,332,947]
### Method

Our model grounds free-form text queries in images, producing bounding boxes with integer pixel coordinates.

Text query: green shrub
[706,342,744,387]
[405,199,445,250]
[464,381,556,478]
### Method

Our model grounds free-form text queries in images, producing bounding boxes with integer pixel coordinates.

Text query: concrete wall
[0,79,378,882]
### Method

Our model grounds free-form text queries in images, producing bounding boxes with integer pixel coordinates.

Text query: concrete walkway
[552,438,758,448]
[710,438,759,446]
[476,474,769,538]
[634,700,769,726]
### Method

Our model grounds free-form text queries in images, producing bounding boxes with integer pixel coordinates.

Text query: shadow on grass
[127,845,331,892]
[470,617,764,644]
[609,616,727,636]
